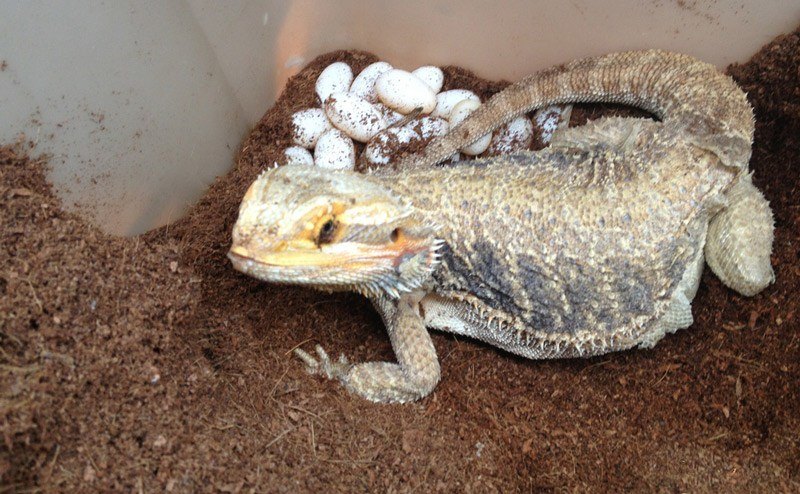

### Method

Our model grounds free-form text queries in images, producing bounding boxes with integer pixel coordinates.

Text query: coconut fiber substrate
[2,28,799,493]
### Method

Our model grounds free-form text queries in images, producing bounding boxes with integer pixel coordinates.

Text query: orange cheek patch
[385,234,430,266]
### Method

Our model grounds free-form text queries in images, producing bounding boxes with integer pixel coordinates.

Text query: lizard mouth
[228,243,408,270]
[227,246,369,288]
[226,239,429,283]
[228,228,436,269]
[227,236,440,297]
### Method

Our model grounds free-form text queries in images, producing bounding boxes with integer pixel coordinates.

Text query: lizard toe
[293,344,352,381]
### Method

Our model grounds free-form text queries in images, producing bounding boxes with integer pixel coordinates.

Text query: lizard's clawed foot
[294,344,352,381]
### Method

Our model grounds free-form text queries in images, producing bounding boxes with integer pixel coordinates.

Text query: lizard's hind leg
[705,173,775,296]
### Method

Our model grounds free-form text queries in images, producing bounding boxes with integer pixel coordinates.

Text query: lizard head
[228,164,442,298]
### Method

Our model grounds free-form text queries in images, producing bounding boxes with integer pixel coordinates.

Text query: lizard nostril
[390,228,401,242]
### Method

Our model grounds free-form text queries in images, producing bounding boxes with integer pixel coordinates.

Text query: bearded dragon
[228,50,774,403]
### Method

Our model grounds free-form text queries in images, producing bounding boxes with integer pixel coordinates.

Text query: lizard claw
[293,344,351,380]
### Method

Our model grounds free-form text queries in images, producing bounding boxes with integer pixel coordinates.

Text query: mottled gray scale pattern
[470,241,519,305]
[390,122,729,349]
[514,256,563,330]
[436,241,520,315]
[612,261,654,315]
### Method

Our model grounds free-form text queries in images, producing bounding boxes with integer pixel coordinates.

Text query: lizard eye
[317,218,338,245]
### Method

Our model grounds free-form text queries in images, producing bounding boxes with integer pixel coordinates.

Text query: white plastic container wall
[2,0,798,235]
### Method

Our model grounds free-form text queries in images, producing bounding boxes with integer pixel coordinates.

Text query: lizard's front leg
[296,291,440,403]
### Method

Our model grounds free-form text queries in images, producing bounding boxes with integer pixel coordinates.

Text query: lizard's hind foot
[705,173,775,296]
[294,344,352,381]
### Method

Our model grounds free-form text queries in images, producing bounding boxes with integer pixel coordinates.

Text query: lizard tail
[395,50,754,171]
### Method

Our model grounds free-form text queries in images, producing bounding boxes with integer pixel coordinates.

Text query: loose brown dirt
[2,28,799,493]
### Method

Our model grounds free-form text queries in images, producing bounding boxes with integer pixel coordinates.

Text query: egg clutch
[283,60,570,171]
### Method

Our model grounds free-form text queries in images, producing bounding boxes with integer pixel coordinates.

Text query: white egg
[412,115,450,137]
[487,116,534,155]
[324,92,387,143]
[283,146,314,166]
[363,116,449,165]
[533,104,572,144]
[291,108,332,149]
[350,61,393,103]
[412,66,444,93]
[373,102,405,126]
[314,129,355,170]
[431,89,480,119]
[449,99,491,155]
[315,62,353,103]
[375,69,437,114]
[363,127,417,165]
